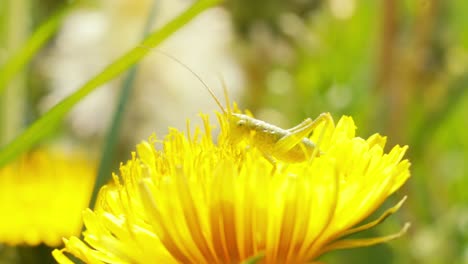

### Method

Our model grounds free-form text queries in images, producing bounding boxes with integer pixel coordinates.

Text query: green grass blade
[89,0,159,209]
[0,0,221,167]
[0,1,79,95]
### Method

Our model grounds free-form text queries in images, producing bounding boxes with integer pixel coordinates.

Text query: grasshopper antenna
[218,75,233,114]
[151,49,226,114]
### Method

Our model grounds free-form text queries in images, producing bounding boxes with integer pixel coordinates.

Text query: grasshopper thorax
[227,113,285,146]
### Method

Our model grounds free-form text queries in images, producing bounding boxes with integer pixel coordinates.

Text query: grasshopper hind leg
[287,118,313,133]
[307,113,334,160]
[273,113,334,161]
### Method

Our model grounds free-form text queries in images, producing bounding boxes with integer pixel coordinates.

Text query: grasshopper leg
[273,113,333,155]
[287,118,313,133]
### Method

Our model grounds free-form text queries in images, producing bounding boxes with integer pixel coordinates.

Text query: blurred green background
[0,0,467,263]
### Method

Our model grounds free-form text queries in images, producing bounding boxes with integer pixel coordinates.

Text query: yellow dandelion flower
[0,149,96,247]
[54,112,410,263]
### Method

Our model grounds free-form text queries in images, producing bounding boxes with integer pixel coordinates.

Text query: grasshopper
[160,51,333,163]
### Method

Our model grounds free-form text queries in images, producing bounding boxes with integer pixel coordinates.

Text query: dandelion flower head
[54,111,410,263]
[0,149,96,247]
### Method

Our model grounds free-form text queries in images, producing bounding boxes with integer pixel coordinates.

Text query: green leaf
[89,0,158,209]
[0,0,221,167]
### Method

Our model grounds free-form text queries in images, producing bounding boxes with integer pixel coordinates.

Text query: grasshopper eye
[237,120,246,127]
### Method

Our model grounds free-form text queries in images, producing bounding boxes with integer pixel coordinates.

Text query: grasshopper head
[226,113,253,144]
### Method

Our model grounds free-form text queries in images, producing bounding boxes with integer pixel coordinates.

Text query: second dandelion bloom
[54,112,411,263]
[0,149,96,247]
